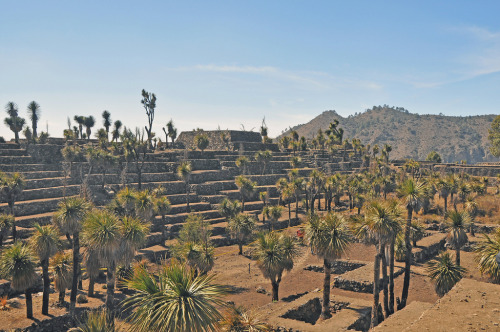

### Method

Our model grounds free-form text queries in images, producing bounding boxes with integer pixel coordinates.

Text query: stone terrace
[0,140,361,261]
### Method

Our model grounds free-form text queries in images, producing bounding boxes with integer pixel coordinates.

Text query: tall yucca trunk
[41,260,50,315]
[322,259,332,319]
[381,246,390,318]
[371,245,381,329]
[400,208,413,310]
[389,238,395,314]
[69,232,80,315]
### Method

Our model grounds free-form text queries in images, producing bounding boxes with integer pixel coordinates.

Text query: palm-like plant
[4,102,25,143]
[82,246,100,298]
[83,116,95,141]
[263,205,282,231]
[253,232,299,302]
[0,172,25,241]
[112,120,122,142]
[0,242,38,318]
[474,228,500,282]
[0,213,14,247]
[362,201,402,324]
[254,150,272,175]
[426,252,466,296]
[397,178,425,309]
[228,213,256,255]
[52,197,91,314]
[177,161,192,212]
[154,196,172,223]
[306,213,351,319]
[82,209,121,314]
[30,224,61,314]
[235,156,249,175]
[102,110,111,138]
[445,210,470,266]
[235,176,256,212]
[121,260,228,332]
[219,198,241,222]
[51,251,73,304]
[27,101,41,138]
[74,115,85,139]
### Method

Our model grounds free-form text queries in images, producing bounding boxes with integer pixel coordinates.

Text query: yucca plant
[30,224,61,314]
[474,228,500,283]
[53,197,91,315]
[73,309,118,332]
[177,161,193,211]
[426,252,466,296]
[220,305,270,331]
[253,232,299,302]
[306,212,351,319]
[228,213,256,255]
[121,260,228,332]
[0,214,14,247]
[445,210,471,266]
[51,252,73,304]
[0,242,38,318]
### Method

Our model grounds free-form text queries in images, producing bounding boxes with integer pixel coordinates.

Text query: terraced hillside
[0,141,362,262]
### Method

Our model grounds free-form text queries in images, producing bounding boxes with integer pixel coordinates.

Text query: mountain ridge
[281,106,497,163]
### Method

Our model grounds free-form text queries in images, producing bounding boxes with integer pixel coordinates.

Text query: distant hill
[282,106,498,163]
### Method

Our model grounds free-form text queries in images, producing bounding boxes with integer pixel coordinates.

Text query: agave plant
[426,252,466,296]
[121,260,228,332]
[474,228,500,283]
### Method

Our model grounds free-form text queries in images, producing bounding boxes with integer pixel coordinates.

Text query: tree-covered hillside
[282,106,497,163]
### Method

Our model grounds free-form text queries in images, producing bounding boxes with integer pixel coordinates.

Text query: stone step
[136,244,169,262]
[189,169,232,184]
[0,163,62,172]
[24,177,74,190]
[373,301,434,331]
[0,156,35,164]
[0,143,22,150]
[21,184,80,201]
[0,196,73,217]
[145,231,165,247]
[194,180,238,195]
[15,212,54,228]
[0,149,28,156]
[161,209,222,226]
[200,194,227,204]
[245,174,286,186]
[169,201,212,215]
[9,170,64,179]
[164,193,201,205]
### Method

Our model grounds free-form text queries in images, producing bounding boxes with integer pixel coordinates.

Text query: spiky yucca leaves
[121,260,228,332]
[51,252,73,304]
[82,247,100,297]
[74,309,118,332]
[445,210,471,266]
[53,197,91,314]
[235,176,256,212]
[263,205,282,231]
[177,161,193,211]
[426,252,466,296]
[0,214,14,246]
[134,189,155,221]
[0,242,37,318]
[30,224,61,314]
[221,305,270,332]
[253,232,300,302]
[396,178,426,310]
[179,242,215,276]
[219,198,242,221]
[474,228,500,283]
[306,213,351,318]
[0,172,25,241]
[119,216,150,266]
[154,196,171,222]
[228,213,256,255]
[82,210,121,314]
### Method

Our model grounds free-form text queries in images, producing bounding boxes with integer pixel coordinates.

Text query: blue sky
[1,1,500,139]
